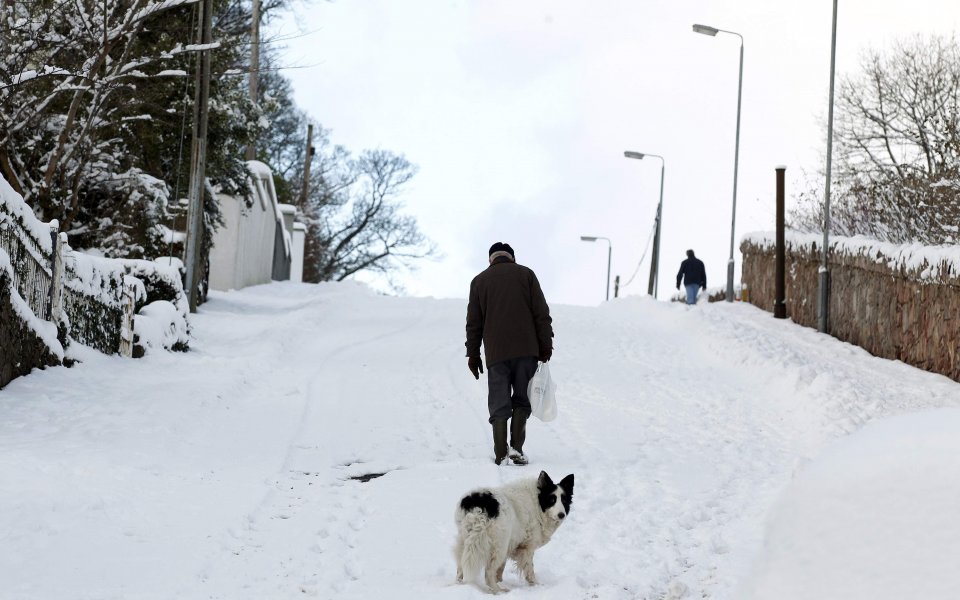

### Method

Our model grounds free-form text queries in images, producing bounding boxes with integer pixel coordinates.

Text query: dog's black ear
[559,474,574,495]
[538,471,554,490]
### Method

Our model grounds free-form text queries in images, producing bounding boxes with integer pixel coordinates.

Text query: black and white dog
[454,471,574,593]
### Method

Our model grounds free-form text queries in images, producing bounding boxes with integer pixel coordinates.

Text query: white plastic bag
[527,362,558,422]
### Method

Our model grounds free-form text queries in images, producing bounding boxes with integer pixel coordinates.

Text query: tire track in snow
[200,301,435,597]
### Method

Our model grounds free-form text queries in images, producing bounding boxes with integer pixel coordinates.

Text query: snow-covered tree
[0,0,265,259]
[790,34,960,244]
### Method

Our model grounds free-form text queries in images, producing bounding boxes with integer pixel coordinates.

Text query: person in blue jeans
[676,249,707,305]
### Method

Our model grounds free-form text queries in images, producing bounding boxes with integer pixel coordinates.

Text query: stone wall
[741,232,960,382]
[0,272,61,388]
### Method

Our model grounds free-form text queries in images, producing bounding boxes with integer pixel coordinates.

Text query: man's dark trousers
[486,356,538,422]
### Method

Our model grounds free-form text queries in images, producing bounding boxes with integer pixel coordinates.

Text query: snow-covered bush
[133,300,189,356]
[119,258,190,354]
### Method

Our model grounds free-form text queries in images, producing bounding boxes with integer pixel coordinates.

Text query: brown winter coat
[465,258,553,366]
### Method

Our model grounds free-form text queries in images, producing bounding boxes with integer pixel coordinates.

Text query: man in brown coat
[465,242,553,465]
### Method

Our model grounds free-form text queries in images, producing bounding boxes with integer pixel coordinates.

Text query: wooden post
[774,166,787,319]
[49,227,65,323]
[245,0,260,161]
[118,282,136,357]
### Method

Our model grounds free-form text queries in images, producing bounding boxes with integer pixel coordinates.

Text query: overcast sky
[271,0,960,306]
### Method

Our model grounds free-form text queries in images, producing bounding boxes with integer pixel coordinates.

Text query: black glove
[676,283,681,290]
[468,356,483,380]
[539,347,552,362]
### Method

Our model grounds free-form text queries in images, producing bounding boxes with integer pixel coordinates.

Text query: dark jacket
[465,258,553,366]
[676,257,707,288]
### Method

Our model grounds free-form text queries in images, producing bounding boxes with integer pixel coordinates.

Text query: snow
[0,281,958,599]
[741,409,960,600]
[64,248,125,307]
[134,299,188,354]
[743,230,960,281]
[246,159,273,179]
[182,42,221,52]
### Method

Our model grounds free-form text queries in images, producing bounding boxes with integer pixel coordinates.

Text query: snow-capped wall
[741,231,960,382]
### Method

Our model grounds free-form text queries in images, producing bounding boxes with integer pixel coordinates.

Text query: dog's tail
[457,491,500,582]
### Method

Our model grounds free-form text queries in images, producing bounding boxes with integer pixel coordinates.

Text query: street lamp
[624,151,665,298]
[580,236,612,301]
[819,0,839,333]
[693,22,744,303]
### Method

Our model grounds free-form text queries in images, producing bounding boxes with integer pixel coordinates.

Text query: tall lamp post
[624,151,665,298]
[819,0,839,333]
[693,23,743,303]
[580,236,612,301]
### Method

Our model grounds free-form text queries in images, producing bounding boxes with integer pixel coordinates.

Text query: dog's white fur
[454,471,574,593]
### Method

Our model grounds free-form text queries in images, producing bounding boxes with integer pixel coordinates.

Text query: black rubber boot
[492,419,508,465]
[509,407,530,465]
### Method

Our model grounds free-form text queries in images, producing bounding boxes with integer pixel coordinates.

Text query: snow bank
[741,409,960,600]
[743,230,960,282]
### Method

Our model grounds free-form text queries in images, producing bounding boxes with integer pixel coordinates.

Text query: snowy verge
[741,408,960,600]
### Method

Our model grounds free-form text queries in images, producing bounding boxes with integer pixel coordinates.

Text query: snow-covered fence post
[118,282,136,358]
[48,223,65,323]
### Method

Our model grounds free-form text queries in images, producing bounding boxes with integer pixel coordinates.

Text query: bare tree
[789,34,960,244]
[301,148,437,284]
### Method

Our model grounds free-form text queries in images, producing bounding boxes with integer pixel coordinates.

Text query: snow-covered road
[1,281,957,599]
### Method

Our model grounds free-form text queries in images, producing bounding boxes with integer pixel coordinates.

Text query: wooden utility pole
[184,0,214,313]
[299,124,314,207]
[245,0,260,161]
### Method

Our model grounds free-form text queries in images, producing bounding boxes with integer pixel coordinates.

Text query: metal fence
[0,213,53,321]
[1,201,133,357]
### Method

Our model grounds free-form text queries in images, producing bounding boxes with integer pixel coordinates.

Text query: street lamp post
[693,23,743,303]
[624,151,665,298]
[819,0,839,333]
[580,236,612,301]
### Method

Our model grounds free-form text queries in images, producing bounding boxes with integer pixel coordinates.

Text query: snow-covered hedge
[62,248,126,354]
